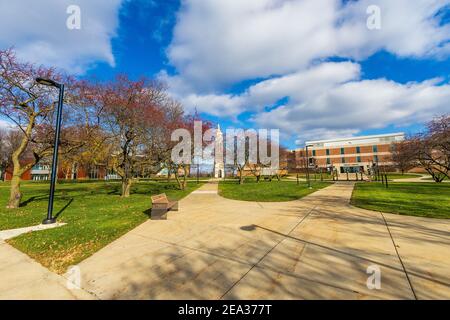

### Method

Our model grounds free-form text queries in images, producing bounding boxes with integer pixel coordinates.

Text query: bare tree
[0,49,70,208]
[426,114,450,174]
[166,114,212,190]
[0,49,103,207]
[391,140,416,174]
[408,115,450,183]
[411,137,447,182]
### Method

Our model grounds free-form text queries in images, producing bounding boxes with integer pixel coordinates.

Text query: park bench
[150,193,179,220]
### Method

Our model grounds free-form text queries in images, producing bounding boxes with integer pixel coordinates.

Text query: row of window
[32,164,50,171]
[313,146,379,157]
[324,155,379,165]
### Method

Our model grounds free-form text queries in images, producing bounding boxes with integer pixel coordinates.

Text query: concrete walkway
[73,182,450,300]
[0,240,94,299]
[0,222,66,241]
[391,174,449,183]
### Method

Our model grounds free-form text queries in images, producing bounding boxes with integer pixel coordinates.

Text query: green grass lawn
[0,180,203,273]
[351,182,450,219]
[219,179,332,202]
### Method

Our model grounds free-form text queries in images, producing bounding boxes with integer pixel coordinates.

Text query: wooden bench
[150,193,179,220]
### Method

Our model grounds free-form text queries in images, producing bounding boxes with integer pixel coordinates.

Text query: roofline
[302,132,405,147]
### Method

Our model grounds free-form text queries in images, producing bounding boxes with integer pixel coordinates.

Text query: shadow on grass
[143,208,152,218]
[54,198,74,219]
[20,195,48,207]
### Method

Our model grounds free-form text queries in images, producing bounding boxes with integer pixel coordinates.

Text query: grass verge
[0,180,203,273]
[351,182,450,219]
[218,179,332,202]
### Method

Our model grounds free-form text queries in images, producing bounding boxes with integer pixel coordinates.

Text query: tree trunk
[182,165,189,189]
[238,167,244,184]
[121,178,132,197]
[6,120,33,209]
[175,174,185,190]
[7,148,26,208]
[7,172,22,209]
[6,115,36,209]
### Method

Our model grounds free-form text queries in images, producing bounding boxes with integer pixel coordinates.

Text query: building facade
[30,163,51,181]
[3,162,108,181]
[291,133,405,174]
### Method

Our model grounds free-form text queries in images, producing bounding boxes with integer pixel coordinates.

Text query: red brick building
[3,162,108,181]
[290,133,405,174]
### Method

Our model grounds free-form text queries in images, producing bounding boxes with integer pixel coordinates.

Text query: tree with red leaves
[0,49,100,208]
[98,75,185,197]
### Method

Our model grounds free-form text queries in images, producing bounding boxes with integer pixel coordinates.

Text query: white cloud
[161,0,450,145]
[336,0,450,58]
[167,0,450,90]
[0,119,14,130]
[164,62,450,144]
[251,69,450,144]
[0,0,123,73]
[160,62,361,115]
[168,0,341,90]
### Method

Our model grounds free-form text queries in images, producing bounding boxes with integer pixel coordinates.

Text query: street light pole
[305,144,313,189]
[197,160,199,184]
[36,78,64,225]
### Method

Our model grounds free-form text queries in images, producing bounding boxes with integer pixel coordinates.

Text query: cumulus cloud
[164,62,450,144]
[0,119,14,130]
[0,0,123,73]
[167,0,450,90]
[161,0,450,145]
[251,68,450,144]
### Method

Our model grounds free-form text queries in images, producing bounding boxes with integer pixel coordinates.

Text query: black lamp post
[36,77,64,225]
[305,144,313,189]
[197,161,200,184]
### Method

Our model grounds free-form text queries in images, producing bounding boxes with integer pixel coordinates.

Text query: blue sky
[1,0,450,149]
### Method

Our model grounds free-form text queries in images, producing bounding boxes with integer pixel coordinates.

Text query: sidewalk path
[75,182,450,300]
[0,240,94,299]
[391,174,449,183]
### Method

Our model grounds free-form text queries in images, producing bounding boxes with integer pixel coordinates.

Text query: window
[340,148,345,155]
[32,164,49,171]
[326,149,330,156]
[374,155,379,163]
[312,150,316,157]
[89,166,99,179]
[326,158,331,165]
[373,145,378,153]
[356,146,361,154]
[356,156,361,162]
[342,157,346,164]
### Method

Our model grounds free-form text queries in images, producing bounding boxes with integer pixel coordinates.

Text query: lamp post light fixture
[36,77,65,225]
[197,162,200,184]
[305,144,314,189]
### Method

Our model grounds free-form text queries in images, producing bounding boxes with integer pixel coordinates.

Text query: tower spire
[214,123,224,179]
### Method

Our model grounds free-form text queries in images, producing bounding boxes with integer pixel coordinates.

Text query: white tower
[213,125,225,179]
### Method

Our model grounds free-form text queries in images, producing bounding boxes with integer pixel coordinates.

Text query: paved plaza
[1,182,449,299]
